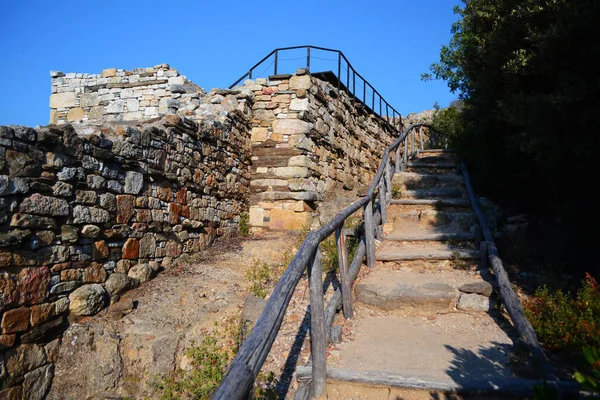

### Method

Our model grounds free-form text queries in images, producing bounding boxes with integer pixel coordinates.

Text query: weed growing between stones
[450,251,471,270]
[151,315,278,399]
[239,212,250,237]
[247,260,273,299]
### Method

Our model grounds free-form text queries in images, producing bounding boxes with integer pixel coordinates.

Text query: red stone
[1,307,31,334]
[122,238,139,259]
[176,187,187,204]
[0,250,12,268]
[168,203,181,224]
[181,205,190,218]
[262,87,278,95]
[157,185,172,201]
[60,269,82,281]
[30,303,53,326]
[193,169,204,184]
[136,209,152,223]
[83,262,107,283]
[92,240,110,260]
[19,267,50,306]
[116,195,135,224]
[206,174,216,187]
[51,262,72,273]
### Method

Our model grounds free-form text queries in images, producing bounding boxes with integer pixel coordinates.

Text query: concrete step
[375,249,480,261]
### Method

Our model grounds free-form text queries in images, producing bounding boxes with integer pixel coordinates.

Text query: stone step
[390,198,471,207]
[395,187,467,199]
[413,155,456,164]
[392,172,465,195]
[420,148,454,154]
[386,207,477,231]
[407,162,456,169]
[383,232,475,242]
[376,249,480,261]
[355,281,457,313]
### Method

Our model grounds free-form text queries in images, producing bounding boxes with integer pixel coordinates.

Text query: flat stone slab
[457,293,496,312]
[458,282,494,297]
[355,282,457,313]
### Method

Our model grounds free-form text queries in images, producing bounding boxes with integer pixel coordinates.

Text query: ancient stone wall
[245,69,398,231]
[0,106,251,397]
[49,64,206,125]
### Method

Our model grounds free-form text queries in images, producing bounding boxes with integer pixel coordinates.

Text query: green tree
[424,0,600,272]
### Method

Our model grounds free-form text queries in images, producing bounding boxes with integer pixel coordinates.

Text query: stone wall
[0,104,251,397]
[244,69,398,231]
[49,65,206,125]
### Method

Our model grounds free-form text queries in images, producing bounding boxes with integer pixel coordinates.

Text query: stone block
[273,166,310,178]
[101,68,117,78]
[49,92,76,108]
[106,100,125,114]
[80,93,99,107]
[272,119,311,135]
[23,363,53,400]
[19,194,69,216]
[249,206,264,227]
[289,75,311,90]
[269,209,311,230]
[126,98,139,111]
[290,98,309,111]
[250,127,268,142]
[89,106,104,120]
[288,155,309,167]
[122,238,139,259]
[68,284,108,316]
[1,307,30,333]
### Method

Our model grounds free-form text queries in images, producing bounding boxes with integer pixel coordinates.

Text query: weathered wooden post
[395,145,401,173]
[336,227,353,319]
[378,179,387,224]
[364,200,376,268]
[308,246,326,397]
[385,159,392,205]
[419,126,424,151]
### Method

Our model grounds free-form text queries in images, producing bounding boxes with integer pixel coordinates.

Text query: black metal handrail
[229,45,402,129]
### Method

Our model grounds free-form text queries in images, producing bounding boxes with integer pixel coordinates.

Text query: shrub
[246,259,272,299]
[239,212,250,237]
[574,346,600,393]
[525,273,600,352]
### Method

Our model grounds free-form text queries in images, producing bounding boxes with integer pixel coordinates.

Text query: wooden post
[336,227,353,319]
[474,224,483,247]
[410,130,415,158]
[378,179,387,224]
[364,200,375,268]
[479,241,489,271]
[308,246,326,397]
[385,159,392,205]
[395,145,401,173]
[419,126,424,151]
[403,137,408,168]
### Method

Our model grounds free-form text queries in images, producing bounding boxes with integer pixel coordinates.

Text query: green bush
[239,212,250,237]
[525,273,600,352]
[574,346,600,393]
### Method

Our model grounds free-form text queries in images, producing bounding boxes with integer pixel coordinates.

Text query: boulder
[69,284,108,316]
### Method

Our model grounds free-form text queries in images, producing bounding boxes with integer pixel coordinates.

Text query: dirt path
[48,231,310,399]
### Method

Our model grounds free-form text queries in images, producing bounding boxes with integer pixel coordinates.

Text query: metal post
[363,81,366,103]
[307,46,311,71]
[274,50,278,75]
[352,71,356,96]
[379,97,382,116]
[372,89,375,110]
[346,63,350,96]
[386,104,389,123]
[337,52,341,91]
[249,69,252,80]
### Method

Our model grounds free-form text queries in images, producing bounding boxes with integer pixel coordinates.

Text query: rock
[72,205,111,224]
[75,190,97,204]
[19,193,69,216]
[0,175,29,195]
[68,284,108,316]
[355,282,457,313]
[83,262,107,283]
[272,119,311,135]
[92,240,110,260]
[124,171,144,194]
[104,273,139,298]
[99,193,117,211]
[52,181,73,196]
[0,334,16,350]
[6,150,41,177]
[456,293,495,312]
[49,92,76,108]
[57,167,85,182]
[50,281,81,295]
[116,195,135,223]
[458,282,494,297]
[241,295,266,327]
[4,343,47,377]
[1,307,31,333]
[289,98,309,112]
[67,108,84,122]
[122,238,139,259]
[107,298,135,319]
[273,166,310,178]
[20,316,65,344]
[138,234,156,258]
[269,209,312,230]
[1,267,50,311]
[81,224,101,238]
[0,229,31,247]
[289,75,312,90]
[0,387,21,400]
[61,225,79,244]
[30,303,53,326]
[128,264,153,283]
[22,363,53,400]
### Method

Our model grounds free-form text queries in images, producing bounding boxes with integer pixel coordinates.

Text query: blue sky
[0,0,460,127]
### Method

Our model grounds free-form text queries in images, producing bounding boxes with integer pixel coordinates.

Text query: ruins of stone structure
[1,63,400,398]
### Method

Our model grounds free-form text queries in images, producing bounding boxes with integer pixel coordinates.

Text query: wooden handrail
[212,123,428,399]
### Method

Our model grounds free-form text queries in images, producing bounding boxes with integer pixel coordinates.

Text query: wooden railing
[212,123,433,399]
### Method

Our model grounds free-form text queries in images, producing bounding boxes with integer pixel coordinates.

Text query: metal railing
[229,45,402,129]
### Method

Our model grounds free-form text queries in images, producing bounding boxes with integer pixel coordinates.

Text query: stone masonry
[243,69,398,231]
[2,61,400,398]
[49,65,206,125]
[1,88,251,398]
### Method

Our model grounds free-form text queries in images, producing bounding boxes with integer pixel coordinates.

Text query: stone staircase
[321,149,526,399]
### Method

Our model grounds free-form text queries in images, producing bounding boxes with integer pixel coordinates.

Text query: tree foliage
[426,0,599,266]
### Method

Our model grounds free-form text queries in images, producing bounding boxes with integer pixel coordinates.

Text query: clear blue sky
[0,0,459,127]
